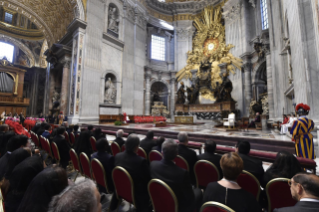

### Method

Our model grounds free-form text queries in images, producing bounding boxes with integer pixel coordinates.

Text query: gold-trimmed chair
[69,148,82,181]
[51,142,60,165]
[237,170,261,201]
[173,155,189,171]
[266,178,297,212]
[79,152,92,179]
[200,201,235,212]
[110,141,121,156]
[149,150,163,162]
[91,158,112,194]
[194,160,220,189]
[112,166,136,211]
[137,147,147,159]
[148,179,178,212]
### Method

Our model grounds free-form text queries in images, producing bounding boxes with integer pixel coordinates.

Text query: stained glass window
[261,0,269,30]
[4,12,13,24]
[0,42,14,62]
[151,35,166,61]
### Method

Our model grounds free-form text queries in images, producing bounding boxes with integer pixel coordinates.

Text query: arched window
[0,42,14,62]
[260,0,269,30]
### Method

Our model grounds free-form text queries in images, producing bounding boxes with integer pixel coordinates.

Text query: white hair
[48,179,98,212]
[177,132,188,143]
[116,129,124,137]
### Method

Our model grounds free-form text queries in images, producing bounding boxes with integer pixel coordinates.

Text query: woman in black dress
[262,151,302,188]
[203,152,262,212]
[17,166,69,212]
[74,131,93,158]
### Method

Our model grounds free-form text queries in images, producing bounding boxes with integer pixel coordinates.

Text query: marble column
[145,69,152,115]
[170,76,176,120]
[266,52,275,118]
[43,63,51,115]
[60,59,71,115]
[243,63,252,116]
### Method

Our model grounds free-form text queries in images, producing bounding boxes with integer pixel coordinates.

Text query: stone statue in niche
[108,5,119,33]
[104,78,116,103]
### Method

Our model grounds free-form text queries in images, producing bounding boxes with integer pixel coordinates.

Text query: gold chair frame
[112,166,136,210]
[266,178,291,212]
[138,147,147,159]
[91,158,111,194]
[175,155,189,171]
[148,150,163,162]
[69,148,81,182]
[240,170,261,201]
[90,136,96,151]
[194,160,220,188]
[51,142,60,165]
[148,179,178,212]
[111,141,121,156]
[80,152,92,179]
[200,201,235,212]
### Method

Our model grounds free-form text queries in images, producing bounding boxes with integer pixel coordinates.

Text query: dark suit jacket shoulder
[140,138,156,155]
[92,152,115,192]
[178,144,198,184]
[150,159,195,212]
[53,135,71,166]
[198,152,223,178]
[238,153,264,182]
[114,137,125,147]
[273,201,319,212]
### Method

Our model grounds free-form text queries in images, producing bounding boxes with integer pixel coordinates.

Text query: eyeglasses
[288,180,298,187]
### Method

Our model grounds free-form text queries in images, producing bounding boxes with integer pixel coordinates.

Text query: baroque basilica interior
[1,0,319,211]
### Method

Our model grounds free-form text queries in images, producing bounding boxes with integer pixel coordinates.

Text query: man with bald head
[274,173,319,211]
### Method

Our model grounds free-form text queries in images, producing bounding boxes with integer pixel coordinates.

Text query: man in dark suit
[177,132,198,185]
[235,141,264,183]
[140,131,156,155]
[150,139,202,212]
[0,124,15,158]
[114,129,125,147]
[53,127,71,169]
[41,123,51,139]
[198,140,223,178]
[110,134,152,212]
[91,138,114,193]
[274,173,319,212]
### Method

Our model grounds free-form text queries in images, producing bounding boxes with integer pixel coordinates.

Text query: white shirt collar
[300,198,319,202]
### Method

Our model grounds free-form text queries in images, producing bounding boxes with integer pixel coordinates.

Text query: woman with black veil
[17,166,68,212]
[4,155,44,212]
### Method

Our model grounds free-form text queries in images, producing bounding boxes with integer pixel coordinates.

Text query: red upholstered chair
[149,150,163,162]
[64,131,69,143]
[194,160,220,189]
[69,148,81,181]
[174,155,189,171]
[121,144,126,152]
[51,142,61,165]
[266,178,297,212]
[80,152,92,179]
[148,179,178,212]
[111,142,121,156]
[41,137,52,161]
[200,201,235,212]
[90,136,97,152]
[112,166,136,210]
[69,132,75,145]
[237,170,261,200]
[91,158,112,194]
[75,133,80,140]
[137,147,147,159]
[31,132,40,148]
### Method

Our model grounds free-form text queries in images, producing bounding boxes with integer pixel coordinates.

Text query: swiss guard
[290,103,316,159]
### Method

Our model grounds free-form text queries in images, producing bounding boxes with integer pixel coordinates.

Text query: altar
[176,101,235,113]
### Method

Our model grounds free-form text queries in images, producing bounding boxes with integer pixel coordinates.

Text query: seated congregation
[0,123,319,212]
